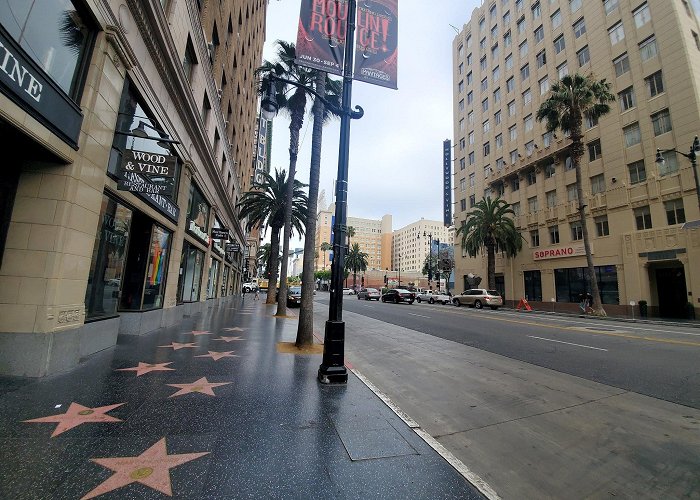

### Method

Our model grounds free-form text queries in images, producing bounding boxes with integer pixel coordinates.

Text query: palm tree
[345,243,368,292]
[257,244,271,277]
[258,40,317,317]
[320,241,331,270]
[536,73,615,316]
[296,71,341,347]
[457,197,523,291]
[237,169,308,305]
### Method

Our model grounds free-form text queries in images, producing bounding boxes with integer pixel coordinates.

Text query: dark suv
[381,288,415,304]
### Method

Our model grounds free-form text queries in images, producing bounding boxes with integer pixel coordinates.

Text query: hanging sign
[295,0,348,76]
[211,228,230,240]
[117,149,176,195]
[225,243,240,253]
[118,171,170,195]
[353,0,398,89]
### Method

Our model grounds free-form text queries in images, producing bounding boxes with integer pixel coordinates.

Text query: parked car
[381,288,415,304]
[416,290,452,305]
[342,288,355,295]
[242,282,258,292]
[453,289,503,309]
[357,288,381,300]
[275,286,303,307]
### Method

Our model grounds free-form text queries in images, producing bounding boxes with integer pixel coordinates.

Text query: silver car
[453,289,503,309]
[357,288,381,300]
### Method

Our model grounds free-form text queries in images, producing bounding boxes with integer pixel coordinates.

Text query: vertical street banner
[353,0,398,89]
[443,140,452,227]
[295,0,348,76]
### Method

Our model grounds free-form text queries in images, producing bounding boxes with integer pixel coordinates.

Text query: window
[459,43,465,58]
[459,138,466,150]
[528,195,539,212]
[554,35,566,54]
[536,50,547,68]
[469,173,476,186]
[545,163,556,178]
[683,0,693,16]
[496,157,506,170]
[493,65,501,80]
[590,174,606,194]
[467,90,474,104]
[202,94,212,125]
[183,37,198,83]
[481,56,488,71]
[491,25,499,39]
[467,53,473,65]
[549,225,560,244]
[483,120,490,133]
[481,77,488,92]
[524,270,543,301]
[665,199,686,225]
[470,194,476,207]
[494,87,502,104]
[460,178,467,191]
[505,53,514,71]
[460,158,466,170]
[504,30,512,47]
[506,76,515,93]
[634,206,652,230]
[619,87,636,111]
[468,110,474,124]
[570,0,582,12]
[645,71,664,97]
[543,131,554,147]
[557,62,568,79]
[509,125,518,141]
[512,202,521,216]
[480,37,487,51]
[485,165,492,177]
[524,114,533,131]
[651,109,672,136]
[467,35,473,48]
[495,111,502,125]
[459,99,465,112]
[508,100,517,116]
[492,43,500,60]
[503,10,511,25]
[588,139,602,161]
[459,62,464,75]
[546,190,557,207]
[571,222,583,241]
[523,88,532,105]
[527,170,537,186]
[482,98,489,112]
[639,36,658,61]
[657,151,679,176]
[628,160,646,184]
[469,131,475,145]
[585,113,598,129]
[484,142,491,156]
[469,151,476,165]
[516,0,524,11]
[609,23,625,45]
[496,133,503,147]
[623,123,641,147]
[633,3,651,29]
[535,25,544,43]
[551,10,562,29]
[565,156,574,171]
[604,0,619,15]
[613,53,630,77]
[595,216,609,237]
[490,3,497,19]
[573,18,587,39]
[467,71,473,84]
[567,183,578,201]
[480,17,486,31]
[577,46,590,66]
[525,140,535,155]
[511,149,519,164]
[517,16,526,35]
[459,118,465,132]
[539,76,549,94]
[519,40,529,58]
[521,63,530,81]
[693,31,700,51]
[532,2,541,19]
[530,229,540,247]
[460,198,467,211]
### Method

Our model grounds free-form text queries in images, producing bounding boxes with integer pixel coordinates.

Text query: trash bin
[639,300,648,318]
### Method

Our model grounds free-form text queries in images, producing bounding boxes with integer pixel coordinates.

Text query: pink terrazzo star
[166,377,231,397]
[80,438,209,499]
[195,351,238,361]
[223,327,246,332]
[116,362,175,376]
[24,402,124,437]
[213,336,245,342]
[158,342,197,350]
[189,330,212,335]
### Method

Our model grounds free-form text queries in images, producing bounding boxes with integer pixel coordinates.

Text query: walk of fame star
[116,362,175,376]
[166,377,231,397]
[223,327,246,331]
[158,342,197,350]
[80,438,209,499]
[195,350,237,361]
[23,402,124,437]
[213,336,244,342]
[190,330,211,335]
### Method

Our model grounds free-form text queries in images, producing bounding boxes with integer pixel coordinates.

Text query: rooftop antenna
[449,24,460,34]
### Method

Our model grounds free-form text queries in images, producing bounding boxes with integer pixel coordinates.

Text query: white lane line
[528,335,608,351]
[407,313,432,318]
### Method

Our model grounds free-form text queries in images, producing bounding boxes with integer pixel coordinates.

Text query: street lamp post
[656,136,700,211]
[422,231,433,290]
[398,252,401,288]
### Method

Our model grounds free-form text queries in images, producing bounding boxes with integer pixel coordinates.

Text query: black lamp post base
[318,320,348,384]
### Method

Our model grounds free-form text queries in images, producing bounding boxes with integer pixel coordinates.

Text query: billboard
[353,0,398,89]
[443,140,452,227]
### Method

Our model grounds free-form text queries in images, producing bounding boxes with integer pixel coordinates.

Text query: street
[312,293,700,499]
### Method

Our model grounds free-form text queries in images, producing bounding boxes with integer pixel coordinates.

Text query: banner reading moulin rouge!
[354,0,398,89]
[295,0,348,76]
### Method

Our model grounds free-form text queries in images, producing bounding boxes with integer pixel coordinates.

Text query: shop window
[0,0,96,98]
[85,195,133,320]
[207,258,221,299]
[523,270,542,301]
[555,266,619,304]
[178,241,205,302]
[186,182,211,243]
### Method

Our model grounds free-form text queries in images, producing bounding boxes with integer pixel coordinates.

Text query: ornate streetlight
[422,231,433,289]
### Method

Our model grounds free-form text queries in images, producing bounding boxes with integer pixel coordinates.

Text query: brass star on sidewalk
[158,342,197,350]
[166,377,231,397]
[213,336,244,342]
[190,330,211,335]
[195,351,238,361]
[81,437,209,499]
[23,402,124,437]
[223,327,246,331]
[116,362,175,376]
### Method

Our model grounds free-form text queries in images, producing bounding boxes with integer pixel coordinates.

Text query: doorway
[655,266,687,318]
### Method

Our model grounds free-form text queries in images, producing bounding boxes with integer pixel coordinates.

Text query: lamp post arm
[266,74,364,120]
[657,148,694,161]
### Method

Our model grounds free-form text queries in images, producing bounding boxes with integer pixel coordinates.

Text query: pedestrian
[242,287,247,300]
[254,288,259,301]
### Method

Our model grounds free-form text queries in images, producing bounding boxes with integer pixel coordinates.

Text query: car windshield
[289,287,302,294]
[366,288,378,292]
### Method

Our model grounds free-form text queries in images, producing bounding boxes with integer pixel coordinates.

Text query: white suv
[415,290,452,305]
[452,289,503,309]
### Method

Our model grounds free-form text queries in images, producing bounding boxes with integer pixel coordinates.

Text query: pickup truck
[415,290,452,305]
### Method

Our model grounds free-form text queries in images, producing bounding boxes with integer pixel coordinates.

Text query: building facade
[0,0,267,376]
[452,0,700,317]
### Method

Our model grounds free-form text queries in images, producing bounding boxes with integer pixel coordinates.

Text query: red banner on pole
[295,0,348,76]
[353,0,398,89]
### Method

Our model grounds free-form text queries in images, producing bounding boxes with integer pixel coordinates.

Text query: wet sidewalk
[0,297,485,499]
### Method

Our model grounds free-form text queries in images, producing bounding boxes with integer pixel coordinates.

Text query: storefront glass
[554,266,619,304]
[178,241,204,302]
[0,0,93,96]
[186,183,210,244]
[207,258,220,299]
[221,266,229,297]
[142,226,171,309]
[85,195,132,320]
[523,270,542,301]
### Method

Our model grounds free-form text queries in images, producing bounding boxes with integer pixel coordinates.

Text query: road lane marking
[407,313,432,318]
[528,335,608,351]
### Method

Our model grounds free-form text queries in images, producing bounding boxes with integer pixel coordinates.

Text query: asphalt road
[316,294,700,409]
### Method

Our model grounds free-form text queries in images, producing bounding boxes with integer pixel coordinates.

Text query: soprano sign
[533,244,589,261]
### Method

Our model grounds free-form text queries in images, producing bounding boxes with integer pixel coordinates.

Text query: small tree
[345,243,368,291]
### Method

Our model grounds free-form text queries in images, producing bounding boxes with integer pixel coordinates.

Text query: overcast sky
[262,0,482,242]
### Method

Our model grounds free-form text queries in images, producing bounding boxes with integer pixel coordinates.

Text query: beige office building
[452,0,700,317]
[0,0,266,376]
[391,219,453,275]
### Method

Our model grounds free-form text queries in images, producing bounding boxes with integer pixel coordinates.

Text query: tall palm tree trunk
[487,244,496,290]
[572,131,606,316]
[296,73,326,346]
[266,227,281,304]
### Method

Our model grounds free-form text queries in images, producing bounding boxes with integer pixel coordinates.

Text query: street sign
[225,243,240,253]
[211,228,230,240]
